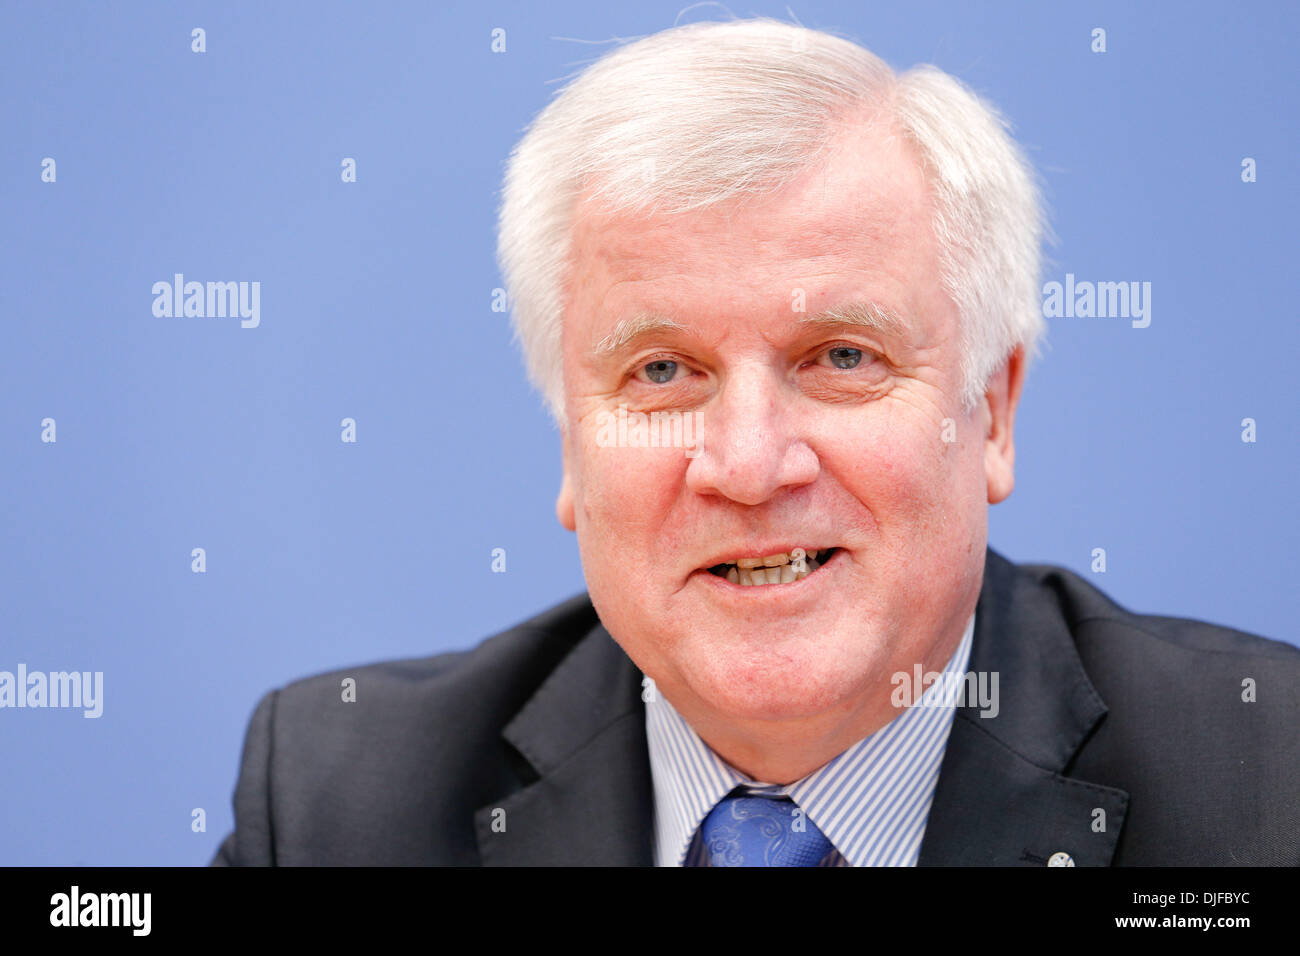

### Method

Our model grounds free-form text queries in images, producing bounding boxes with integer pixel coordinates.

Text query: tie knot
[699,791,834,866]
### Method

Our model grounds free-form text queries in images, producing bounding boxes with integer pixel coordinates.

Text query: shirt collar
[645,611,976,866]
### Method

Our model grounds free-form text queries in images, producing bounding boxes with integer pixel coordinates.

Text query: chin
[684,647,871,723]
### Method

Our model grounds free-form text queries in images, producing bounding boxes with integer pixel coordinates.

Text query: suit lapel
[474,619,653,865]
[918,548,1129,865]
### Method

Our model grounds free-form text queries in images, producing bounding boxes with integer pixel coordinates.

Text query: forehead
[563,116,944,341]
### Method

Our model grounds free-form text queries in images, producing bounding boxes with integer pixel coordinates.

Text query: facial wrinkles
[573,239,953,421]
[551,116,990,756]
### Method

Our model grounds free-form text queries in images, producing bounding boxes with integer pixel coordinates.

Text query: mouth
[702,547,841,587]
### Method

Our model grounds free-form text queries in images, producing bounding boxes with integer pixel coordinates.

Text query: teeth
[732,548,820,570]
[713,547,836,587]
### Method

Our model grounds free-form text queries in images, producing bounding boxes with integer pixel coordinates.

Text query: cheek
[833,421,941,503]
[827,409,984,542]
[571,443,693,559]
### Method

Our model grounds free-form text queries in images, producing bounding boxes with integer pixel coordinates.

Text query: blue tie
[699,790,834,866]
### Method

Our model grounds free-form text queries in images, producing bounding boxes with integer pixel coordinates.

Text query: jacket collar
[916,548,1129,865]
[474,618,654,865]
[477,546,1129,866]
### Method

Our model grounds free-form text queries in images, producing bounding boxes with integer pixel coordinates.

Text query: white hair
[497,17,1046,426]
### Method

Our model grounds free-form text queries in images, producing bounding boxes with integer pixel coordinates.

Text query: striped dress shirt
[644,611,976,866]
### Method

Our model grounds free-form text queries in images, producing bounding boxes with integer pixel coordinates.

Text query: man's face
[554,117,1022,745]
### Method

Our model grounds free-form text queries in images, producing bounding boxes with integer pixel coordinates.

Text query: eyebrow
[794,301,912,340]
[592,301,912,357]
[593,313,691,355]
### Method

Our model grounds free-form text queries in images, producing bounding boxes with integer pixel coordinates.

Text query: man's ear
[556,430,577,532]
[983,344,1026,505]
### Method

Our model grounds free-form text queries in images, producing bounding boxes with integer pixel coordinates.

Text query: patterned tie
[699,790,834,866]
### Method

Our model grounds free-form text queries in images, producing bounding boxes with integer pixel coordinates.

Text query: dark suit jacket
[211,547,1300,866]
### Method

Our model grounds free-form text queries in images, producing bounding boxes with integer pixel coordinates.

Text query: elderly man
[212,19,1299,867]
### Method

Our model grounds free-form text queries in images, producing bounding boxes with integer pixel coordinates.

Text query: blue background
[1,1,1295,865]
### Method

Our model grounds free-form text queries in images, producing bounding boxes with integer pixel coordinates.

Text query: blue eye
[642,359,679,384]
[827,346,863,369]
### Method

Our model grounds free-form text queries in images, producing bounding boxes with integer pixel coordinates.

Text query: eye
[823,346,865,369]
[636,359,680,384]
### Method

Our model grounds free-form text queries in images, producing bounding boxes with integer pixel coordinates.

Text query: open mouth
[705,547,840,586]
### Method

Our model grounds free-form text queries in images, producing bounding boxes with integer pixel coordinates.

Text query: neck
[663,622,969,784]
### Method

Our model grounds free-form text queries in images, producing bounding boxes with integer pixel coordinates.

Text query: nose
[684,365,820,505]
